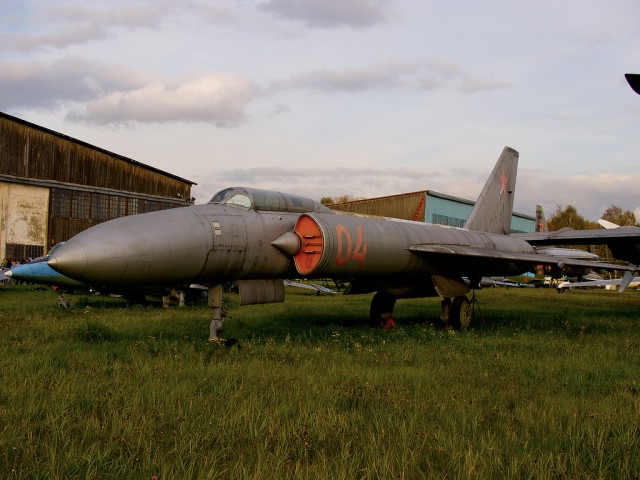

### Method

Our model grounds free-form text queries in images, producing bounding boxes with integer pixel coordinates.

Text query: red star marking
[499,168,508,194]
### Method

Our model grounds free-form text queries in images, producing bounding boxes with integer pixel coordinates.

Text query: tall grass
[0,284,638,478]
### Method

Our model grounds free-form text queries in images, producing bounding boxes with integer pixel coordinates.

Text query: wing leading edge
[515,226,640,265]
[407,243,631,273]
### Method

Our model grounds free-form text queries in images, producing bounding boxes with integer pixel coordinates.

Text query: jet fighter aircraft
[48,147,636,337]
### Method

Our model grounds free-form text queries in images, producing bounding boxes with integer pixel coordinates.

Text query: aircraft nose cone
[48,241,87,279]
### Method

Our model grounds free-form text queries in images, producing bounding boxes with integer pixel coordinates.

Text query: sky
[2,0,640,222]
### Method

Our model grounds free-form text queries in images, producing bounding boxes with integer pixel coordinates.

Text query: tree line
[547,205,638,230]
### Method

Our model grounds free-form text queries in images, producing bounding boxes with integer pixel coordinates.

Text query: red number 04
[336,224,367,267]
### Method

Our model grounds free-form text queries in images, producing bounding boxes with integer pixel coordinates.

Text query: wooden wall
[329,191,426,221]
[0,113,192,199]
[0,112,196,254]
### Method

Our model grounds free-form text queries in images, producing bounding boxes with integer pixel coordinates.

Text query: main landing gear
[440,296,472,329]
[370,291,481,330]
[441,291,483,329]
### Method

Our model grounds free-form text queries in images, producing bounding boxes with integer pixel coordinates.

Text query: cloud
[191,165,446,204]
[517,170,640,222]
[270,60,512,94]
[69,73,255,126]
[258,0,392,28]
[188,165,640,225]
[1,52,508,126]
[48,2,168,29]
[0,25,112,52]
[0,56,149,109]
[0,54,254,126]
[0,1,174,53]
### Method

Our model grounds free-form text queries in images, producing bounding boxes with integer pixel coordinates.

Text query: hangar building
[0,112,195,261]
[329,190,536,233]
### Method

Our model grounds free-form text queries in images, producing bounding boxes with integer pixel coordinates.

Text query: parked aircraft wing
[514,226,640,265]
[557,276,640,291]
[408,244,630,272]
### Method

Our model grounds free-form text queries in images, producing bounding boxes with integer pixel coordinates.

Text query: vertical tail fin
[464,146,518,234]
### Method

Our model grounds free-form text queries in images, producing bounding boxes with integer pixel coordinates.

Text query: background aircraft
[515,223,640,291]
[0,267,10,284]
[6,244,87,307]
[7,244,85,287]
[557,276,640,291]
[48,147,637,338]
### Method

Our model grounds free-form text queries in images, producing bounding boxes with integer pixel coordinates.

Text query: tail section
[464,146,518,234]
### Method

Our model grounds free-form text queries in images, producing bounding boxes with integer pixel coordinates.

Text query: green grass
[0,284,638,479]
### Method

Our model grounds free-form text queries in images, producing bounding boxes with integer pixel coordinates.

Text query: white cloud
[258,0,392,28]
[2,0,639,225]
[69,73,255,125]
[0,26,112,52]
[189,165,640,224]
[517,170,640,222]
[0,56,150,109]
[270,60,512,94]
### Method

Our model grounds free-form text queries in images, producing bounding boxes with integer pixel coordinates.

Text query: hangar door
[0,183,48,260]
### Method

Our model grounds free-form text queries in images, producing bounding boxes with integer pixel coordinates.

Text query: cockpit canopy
[208,187,334,214]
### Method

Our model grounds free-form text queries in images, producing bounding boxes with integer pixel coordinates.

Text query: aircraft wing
[557,277,640,290]
[515,226,640,243]
[407,244,631,272]
[557,278,619,289]
[514,226,640,265]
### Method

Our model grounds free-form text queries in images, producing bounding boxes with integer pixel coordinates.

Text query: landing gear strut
[208,284,226,340]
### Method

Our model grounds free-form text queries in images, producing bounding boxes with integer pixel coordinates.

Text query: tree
[601,205,637,226]
[546,205,597,231]
[320,194,366,205]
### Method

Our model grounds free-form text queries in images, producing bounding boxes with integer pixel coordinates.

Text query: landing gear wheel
[369,292,396,327]
[451,296,472,329]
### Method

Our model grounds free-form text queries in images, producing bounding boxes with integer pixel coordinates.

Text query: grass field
[0,284,638,479]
